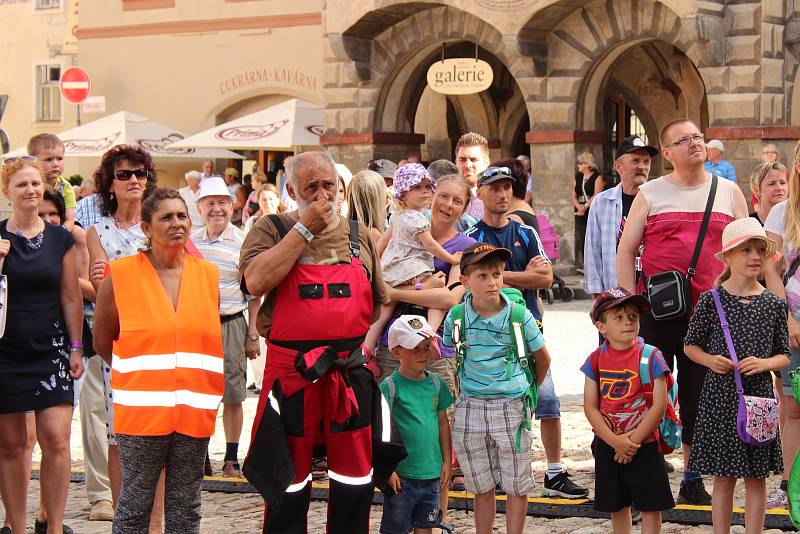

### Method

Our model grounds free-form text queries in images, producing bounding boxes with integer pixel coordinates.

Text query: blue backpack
[638,344,682,454]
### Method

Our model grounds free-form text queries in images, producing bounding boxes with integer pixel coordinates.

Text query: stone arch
[207,85,322,124]
[517,0,716,130]
[331,5,533,135]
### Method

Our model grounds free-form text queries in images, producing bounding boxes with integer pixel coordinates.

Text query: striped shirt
[442,291,545,398]
[583,183,623,294]
[191,223,250,316]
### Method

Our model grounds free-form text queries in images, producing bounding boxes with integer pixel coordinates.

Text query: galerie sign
[427,59,493,95]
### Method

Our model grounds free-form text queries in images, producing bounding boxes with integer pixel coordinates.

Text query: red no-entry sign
[60,67,91,104]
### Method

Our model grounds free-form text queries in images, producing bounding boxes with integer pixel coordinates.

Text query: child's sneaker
[766,487,787,509]
[542,471,589,498]
[677,478,712,505]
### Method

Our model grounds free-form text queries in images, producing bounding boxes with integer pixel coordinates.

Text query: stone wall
[322,0,800,265]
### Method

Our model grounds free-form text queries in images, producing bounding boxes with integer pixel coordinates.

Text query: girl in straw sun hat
[684,216,788,533]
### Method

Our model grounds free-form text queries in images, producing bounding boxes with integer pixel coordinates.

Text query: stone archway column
[527,130,604,267]
[321,132,425,173]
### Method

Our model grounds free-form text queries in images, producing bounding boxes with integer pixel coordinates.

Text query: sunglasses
[114,168,149,181]
[2,155,37,167]
[481,166,513,179]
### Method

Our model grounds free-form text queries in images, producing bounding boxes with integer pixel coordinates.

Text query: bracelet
[70,340,83,349]
[292,222,314,243]
[69,347,83,353]
[415,283,423,290]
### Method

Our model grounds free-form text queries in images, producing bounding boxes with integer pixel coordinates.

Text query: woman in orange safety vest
[94,188,224,534]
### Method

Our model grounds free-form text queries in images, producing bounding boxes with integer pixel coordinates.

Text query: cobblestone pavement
[5,300,791,532]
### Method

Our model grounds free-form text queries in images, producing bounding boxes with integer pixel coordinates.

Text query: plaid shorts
[452,395,534,496]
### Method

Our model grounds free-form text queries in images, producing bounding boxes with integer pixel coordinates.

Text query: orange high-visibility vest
[110,252,224,438]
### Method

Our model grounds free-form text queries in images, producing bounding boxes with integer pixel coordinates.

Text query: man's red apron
[245,217,375,534]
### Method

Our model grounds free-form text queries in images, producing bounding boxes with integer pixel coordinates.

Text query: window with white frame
[35,0,61,9]
[36,65,61,122]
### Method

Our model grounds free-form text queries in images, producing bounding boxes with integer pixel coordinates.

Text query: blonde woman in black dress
[0,156,84,534]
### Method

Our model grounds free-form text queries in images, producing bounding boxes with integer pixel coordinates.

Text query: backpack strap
[267,213,289,239]
[451,304,466,377]
[639,344,656,386]
[429,372,441,395]
[384,374,397,410]
[385,371,441,411]
[507,302,538,454]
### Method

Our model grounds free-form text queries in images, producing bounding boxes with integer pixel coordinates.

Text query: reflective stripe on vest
[110,253,224,438]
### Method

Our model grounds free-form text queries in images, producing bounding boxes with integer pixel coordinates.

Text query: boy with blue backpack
[442,242,551,534]
[582,287,677,533]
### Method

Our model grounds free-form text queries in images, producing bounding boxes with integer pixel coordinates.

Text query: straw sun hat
[715,217,777,260]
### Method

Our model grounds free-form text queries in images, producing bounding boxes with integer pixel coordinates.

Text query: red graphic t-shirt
[580,338,670,442]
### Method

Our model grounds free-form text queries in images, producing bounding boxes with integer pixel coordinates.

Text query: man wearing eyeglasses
[616,118,748,505]
[465,167,590,500]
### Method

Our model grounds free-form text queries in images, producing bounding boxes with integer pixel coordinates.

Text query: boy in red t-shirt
[581,287,674,533]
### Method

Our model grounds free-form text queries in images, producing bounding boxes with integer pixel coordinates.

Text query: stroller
[536,215,574,304]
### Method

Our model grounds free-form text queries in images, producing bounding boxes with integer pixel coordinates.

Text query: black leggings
[638,313,707,446]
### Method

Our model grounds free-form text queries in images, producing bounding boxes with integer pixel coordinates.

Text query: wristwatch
[247,333,259,342]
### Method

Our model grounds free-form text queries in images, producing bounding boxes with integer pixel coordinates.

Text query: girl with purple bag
[684,217,789,532]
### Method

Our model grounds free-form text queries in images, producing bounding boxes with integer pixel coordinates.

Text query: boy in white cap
[380,315,453,534]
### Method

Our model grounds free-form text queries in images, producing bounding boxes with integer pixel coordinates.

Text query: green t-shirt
[54,175,76,209]
[379,370,453,480]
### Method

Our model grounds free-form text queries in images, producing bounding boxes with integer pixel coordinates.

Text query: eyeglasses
[114,169,149,181]
[481,166,513,179]
[666,134,705,149]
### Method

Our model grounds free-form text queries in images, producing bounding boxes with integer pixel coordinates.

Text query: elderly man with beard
[584,136,658,297]
[239,151,389,533]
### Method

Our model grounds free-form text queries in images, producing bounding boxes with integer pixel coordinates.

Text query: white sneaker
[766,487,787,509]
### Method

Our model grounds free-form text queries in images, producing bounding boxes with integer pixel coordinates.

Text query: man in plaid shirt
[583,136,658,296]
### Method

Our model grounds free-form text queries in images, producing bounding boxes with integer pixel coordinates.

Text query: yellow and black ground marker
[44,470,797,530]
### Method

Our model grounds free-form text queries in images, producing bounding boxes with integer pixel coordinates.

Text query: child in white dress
[364,163,460,353]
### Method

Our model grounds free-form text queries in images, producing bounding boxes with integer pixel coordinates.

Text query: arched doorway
[592,41,707,180]
[410,42,526,162]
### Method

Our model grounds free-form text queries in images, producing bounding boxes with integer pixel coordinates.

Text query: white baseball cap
[388,315,440,350]
[197,176,234,201]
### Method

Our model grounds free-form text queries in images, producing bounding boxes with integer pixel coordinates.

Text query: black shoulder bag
[646,175,718,320]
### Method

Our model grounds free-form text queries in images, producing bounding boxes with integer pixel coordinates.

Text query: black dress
[0,220,75,413]
[686,287,787,478]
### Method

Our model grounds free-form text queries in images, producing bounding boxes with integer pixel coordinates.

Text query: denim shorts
[380,477,441,534]
[534,369,561,420]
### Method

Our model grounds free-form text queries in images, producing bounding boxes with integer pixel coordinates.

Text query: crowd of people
[0,122,797,534]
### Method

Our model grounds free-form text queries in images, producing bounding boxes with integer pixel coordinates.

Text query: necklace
[8,220,44,250]
[114,215,141,230]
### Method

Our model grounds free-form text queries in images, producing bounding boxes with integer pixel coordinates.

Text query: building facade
[2,0,799,261]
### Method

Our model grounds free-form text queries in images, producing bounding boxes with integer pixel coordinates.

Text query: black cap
[477,166,514,187]
[368,159,398,179]
[460,242,512,273]
[617,136,659,158]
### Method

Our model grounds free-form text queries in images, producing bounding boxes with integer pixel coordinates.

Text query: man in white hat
[179,170,204,229]
[192,176,261,477]
[704,139,737,182]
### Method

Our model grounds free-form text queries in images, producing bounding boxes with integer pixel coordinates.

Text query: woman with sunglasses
[85,145,166,533]
[0,156,84,534]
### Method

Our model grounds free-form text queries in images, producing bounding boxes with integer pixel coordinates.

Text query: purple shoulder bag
[711,289,778,446]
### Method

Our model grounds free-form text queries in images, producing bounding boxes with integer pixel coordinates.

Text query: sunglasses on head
[114,169,149,181]
[2,155,37,167]
[481,166,512,179]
